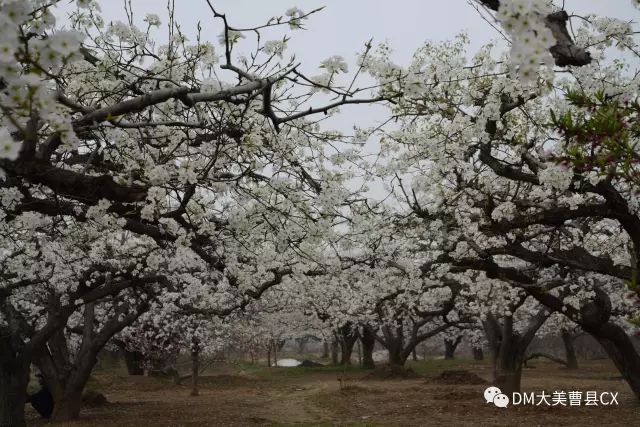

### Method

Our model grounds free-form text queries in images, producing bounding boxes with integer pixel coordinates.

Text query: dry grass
[25,359,640,426]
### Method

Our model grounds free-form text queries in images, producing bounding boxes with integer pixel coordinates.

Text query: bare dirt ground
[25,358,640,426]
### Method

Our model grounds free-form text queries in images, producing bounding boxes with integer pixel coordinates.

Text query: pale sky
[80,1,637,129]
[88,1,638,71]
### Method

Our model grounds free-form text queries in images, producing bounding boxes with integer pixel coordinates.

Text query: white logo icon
[484,386,509,408]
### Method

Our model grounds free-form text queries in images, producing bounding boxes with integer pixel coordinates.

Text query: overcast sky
[89,1,638,69]
[81,1,637,128]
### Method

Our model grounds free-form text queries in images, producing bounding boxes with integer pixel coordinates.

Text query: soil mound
[364,364,419,380]
[430,370,487,385]
[82,390,108,407]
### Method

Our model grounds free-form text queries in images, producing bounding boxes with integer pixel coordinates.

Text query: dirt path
[25,360,640,426]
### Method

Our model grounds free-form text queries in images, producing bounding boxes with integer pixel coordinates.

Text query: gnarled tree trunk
[484,308,548,396]
[587,322,640,397]
[531,286,640,399]
[37,301,146,421]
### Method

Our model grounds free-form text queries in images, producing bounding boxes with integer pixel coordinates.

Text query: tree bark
[51,391,83,422]
[587,322,640,397]
[361,327,376,369]
[339,337,357,365]
[338,324,358,365]
[43,350,98,421]
[494,347,524,396]
[484,309,547,396]
[561,329,578,370]
[330,340,339,365]
[530,286,640,398]
[385,332,409,367]
[321,341,329,359]
[473,347,484,361]
[273,340,279,366]
[388,347,409,366]
[444,336,462,360]
[190,338,200,397]
[122,349,145,375]
[0,345,30,427]
[38,301,147,421]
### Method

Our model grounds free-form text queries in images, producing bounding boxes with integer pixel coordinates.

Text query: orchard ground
[25,358,640,426]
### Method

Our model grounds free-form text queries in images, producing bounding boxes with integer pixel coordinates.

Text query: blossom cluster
[496,0,556,83]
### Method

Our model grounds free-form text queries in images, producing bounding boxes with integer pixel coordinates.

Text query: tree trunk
[588,322,640,398]
[122,349,145,375]
[412,347,418,361]
[296,338,307,354]
[386,335,408,367]
[51,391,83,422]
[561,329,578,370]
[484,315,531,396]
[273,340,279,366]
[532,286,640,399]
[473,347,484,361]
[340,338,356,365]
[190,340,200,397]
[361,328,376,369]
[494,348,524,396]
[330,340,339,365]
[39,346,99,422]
[338,324,358,365]
[267,344,272,368]
[321,341,329,359]
[0,347,29,427]
[444,336,462,360]
[388,348,408,366]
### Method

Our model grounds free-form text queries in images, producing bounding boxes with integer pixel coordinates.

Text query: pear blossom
[0,128,20,160]
[320,55,348,74]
